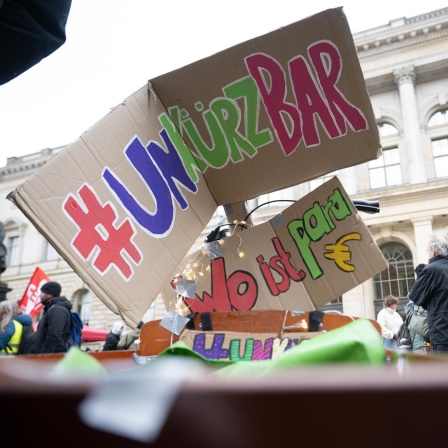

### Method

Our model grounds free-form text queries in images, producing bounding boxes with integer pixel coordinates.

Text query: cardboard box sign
[165,177,388,312]
[8,8,381,325]
[151,7,381,204]
[179,330,323,362]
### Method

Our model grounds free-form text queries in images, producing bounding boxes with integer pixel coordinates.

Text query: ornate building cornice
[0,146,64,178]
[353,180,448,207]
[380,186,448,206]
[354,8,448,59]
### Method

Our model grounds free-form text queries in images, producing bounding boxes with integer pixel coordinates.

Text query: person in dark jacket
[102,321,124,351]
[408,231,448,352]
[404,263,428,354]
[32,281,72,354]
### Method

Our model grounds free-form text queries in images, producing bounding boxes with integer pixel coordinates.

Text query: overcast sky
[1,0,447,167]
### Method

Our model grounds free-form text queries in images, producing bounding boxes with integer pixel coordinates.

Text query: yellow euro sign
[324,232,361,272]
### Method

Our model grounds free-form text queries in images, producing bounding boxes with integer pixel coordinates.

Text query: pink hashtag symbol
[63,184,142,279]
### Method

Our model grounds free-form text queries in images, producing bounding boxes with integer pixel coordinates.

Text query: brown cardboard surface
[8,86,218,325]
[151,7,381,204]
[167,177,388,312]
[8,8,381,325]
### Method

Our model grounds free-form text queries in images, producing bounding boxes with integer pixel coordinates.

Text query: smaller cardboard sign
[164,177,388,313]
[179,330,323,361]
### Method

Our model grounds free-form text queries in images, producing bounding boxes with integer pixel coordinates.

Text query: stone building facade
[1,7,448,328]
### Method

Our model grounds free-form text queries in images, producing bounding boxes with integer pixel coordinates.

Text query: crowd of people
[0,280,145,356]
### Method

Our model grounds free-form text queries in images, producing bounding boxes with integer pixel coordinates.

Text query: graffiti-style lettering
[189,333,312,360]
[229,338,254,361]
[308,41,368,134]
[252,338,274,360]
[159,111,206,177]
[287,188,352,279]
[245,41,368,155]
[184,257,258,312]
[246,53,302,156]
[223,76,273,149]
[288,55,341,146]
[63,184,142,279]
[210,98,258,162]
[181,103,230,168]
[272,337,289,359]
[192,333,229,359]
[257,237,306,295]
[103,133,197,237]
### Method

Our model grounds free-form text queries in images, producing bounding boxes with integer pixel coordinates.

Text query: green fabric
[157,318,386,379]
[50,346,108,378]
[157,340,235,367]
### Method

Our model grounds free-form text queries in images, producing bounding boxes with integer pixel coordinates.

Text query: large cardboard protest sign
[167,177,388,313]
[8,8,381,325]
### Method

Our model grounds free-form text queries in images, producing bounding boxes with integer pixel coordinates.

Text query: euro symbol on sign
[324,232,362,272]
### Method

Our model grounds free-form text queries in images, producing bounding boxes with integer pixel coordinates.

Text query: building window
[78,290,91,324]
[372,242,415,318]
[431,137,448,178]
[378,122,399,138]
[427,109,448,179]
[144,301,156,322]
[428,109,448,127]
[44,241,59,261]
[7,235,20,266]
[368,147,402,189]
[318,295,343,313]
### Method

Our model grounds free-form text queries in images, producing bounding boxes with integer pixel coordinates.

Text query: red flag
[18,267,50,319]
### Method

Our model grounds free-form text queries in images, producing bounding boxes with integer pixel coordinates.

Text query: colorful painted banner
[179,329,323,361]
[8,9,382,325]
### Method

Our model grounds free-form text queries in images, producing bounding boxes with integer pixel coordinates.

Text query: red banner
[18,267,50,319]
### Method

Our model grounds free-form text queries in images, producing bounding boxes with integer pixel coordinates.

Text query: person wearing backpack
[408,231,448,353]
[31,281,72,354]
[0,300,33,356]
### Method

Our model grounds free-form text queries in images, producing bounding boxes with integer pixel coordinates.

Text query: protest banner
[8,8,382,325]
